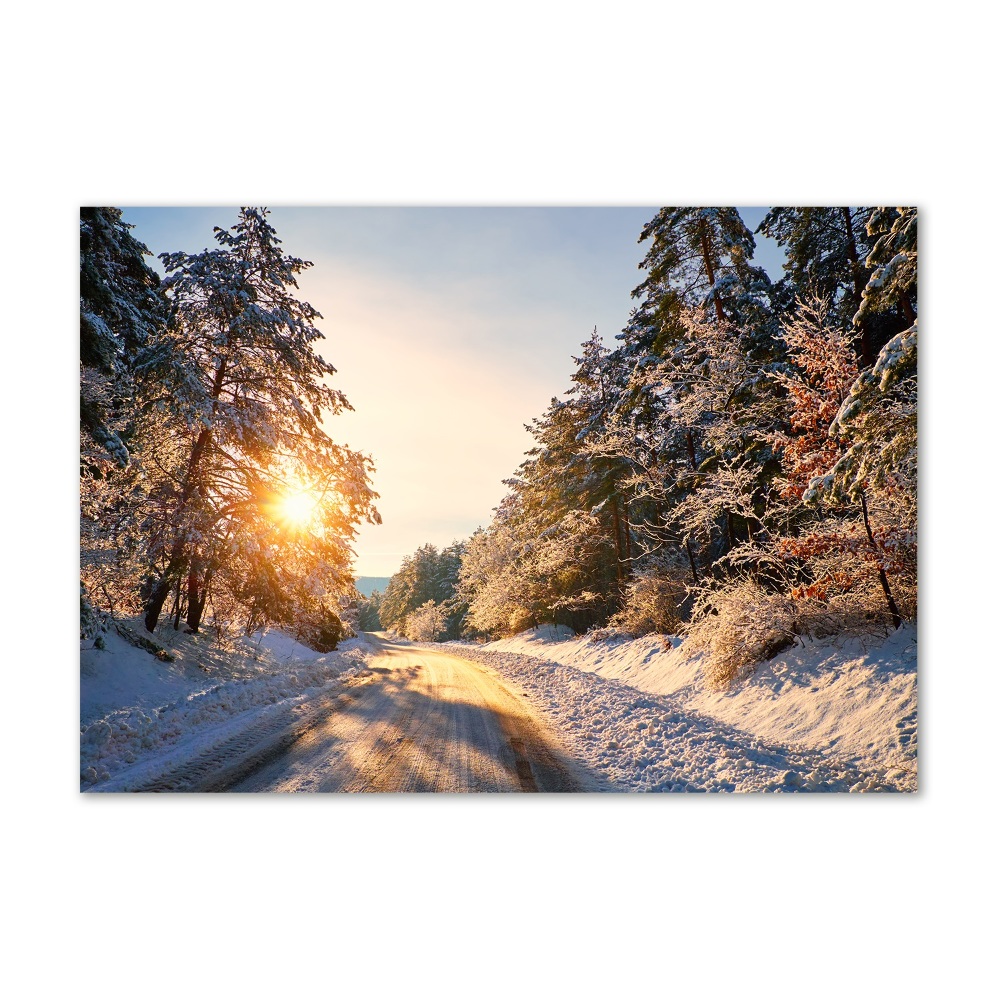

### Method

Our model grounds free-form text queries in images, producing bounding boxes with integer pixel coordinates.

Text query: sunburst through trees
[80,207,380,643]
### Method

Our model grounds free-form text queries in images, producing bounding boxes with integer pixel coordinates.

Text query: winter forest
[82,206,916,696]
[80,208,381,652]
[368,207,917,687]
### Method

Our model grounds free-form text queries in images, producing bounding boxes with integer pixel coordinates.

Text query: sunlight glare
[279,489,318,527]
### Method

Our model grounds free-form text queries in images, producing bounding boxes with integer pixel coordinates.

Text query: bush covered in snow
[403,600,448,642]
[685,579,798,688]
[607,556,688,637]
[685,573,904,688]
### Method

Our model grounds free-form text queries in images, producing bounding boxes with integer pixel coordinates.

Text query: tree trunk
[899,294,916,326]
[142,358,228,632]
[143,549,188,632]
[685,539,700,585]
[143,574,173,633]
[860,490,902,629]
[842,207,874,368]
[186,562,203,632]
[699,221,726,323]
[185,550,220,633]
[186,569,212,633]
[172,575,183,631]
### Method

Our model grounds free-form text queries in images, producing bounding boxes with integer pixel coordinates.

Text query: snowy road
[218,639,595,792]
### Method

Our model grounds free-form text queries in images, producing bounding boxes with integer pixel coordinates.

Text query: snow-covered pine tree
[633,207,763,326]
[603,208,785,587]
[564,329,635,590]
[140,207,379,634]
[80,208,169,632]
[854,207,917,329]
[490,330,630,628]
[757,208,881,365]
[80,207,166,469]
[379,542,467,639]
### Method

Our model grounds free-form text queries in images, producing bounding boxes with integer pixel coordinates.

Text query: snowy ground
[443,624,917,791]
[82,618,915,792]
[80,621,377,790]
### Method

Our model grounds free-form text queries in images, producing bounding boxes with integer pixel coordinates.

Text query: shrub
[685,579,799,688]
[686,573,903,689]
[607,557,688,637]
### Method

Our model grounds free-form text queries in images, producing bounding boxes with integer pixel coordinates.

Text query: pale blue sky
[122,206,784,577]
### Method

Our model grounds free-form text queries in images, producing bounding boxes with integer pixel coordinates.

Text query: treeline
[362,543,468,641]
[380,208,917,686]
[80,207,379,649]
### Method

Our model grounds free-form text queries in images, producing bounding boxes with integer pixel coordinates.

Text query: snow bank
[80,623,377,790]
[450,623,916,791]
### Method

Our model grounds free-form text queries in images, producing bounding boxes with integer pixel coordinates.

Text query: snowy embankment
[80,623,377,791]
[446,624,917,792]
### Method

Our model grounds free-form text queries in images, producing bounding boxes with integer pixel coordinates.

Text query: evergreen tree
[602,208,786,588]
[356,590,383,632]
[854,207,917,328]
[757,208,876,361]
[492,333,630,628]
[757,205,919,370]
[80,207,166,469]
[380,542,467,639]
[633,207,764,328]
[140,208,379,633]
[80,208,168,632]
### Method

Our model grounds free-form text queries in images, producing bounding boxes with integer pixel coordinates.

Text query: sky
[122,206,785,578]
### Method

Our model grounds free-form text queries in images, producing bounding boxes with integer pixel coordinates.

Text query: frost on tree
[80,208,169,634]
[80,207,166,470]
[140,207,379,635]
[380,542,466,640]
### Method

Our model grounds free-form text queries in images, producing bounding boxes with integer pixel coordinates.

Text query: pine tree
[80,208,169,631]
[380,542,467,638]
[633,207,763,327]
[489,330,630,629]
[140,208,379,633]
[757,207,879,364]
[603,208,786,589]
[80,207,166,469]
[854,207,917,329]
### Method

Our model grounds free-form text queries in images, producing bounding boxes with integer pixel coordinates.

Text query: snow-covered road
[219,639,597,792]
[83,624,914,792]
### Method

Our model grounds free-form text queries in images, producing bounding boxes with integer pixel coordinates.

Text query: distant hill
[355,576,391,597]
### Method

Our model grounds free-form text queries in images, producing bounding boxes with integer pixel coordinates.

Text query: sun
[277,488,318,527]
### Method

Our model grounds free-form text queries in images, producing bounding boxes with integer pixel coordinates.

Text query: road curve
[222,638,593,792]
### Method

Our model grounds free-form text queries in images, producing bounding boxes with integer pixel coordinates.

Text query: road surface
[218,637,593,792]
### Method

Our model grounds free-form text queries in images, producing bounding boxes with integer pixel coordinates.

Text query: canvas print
[80,206,917,792]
